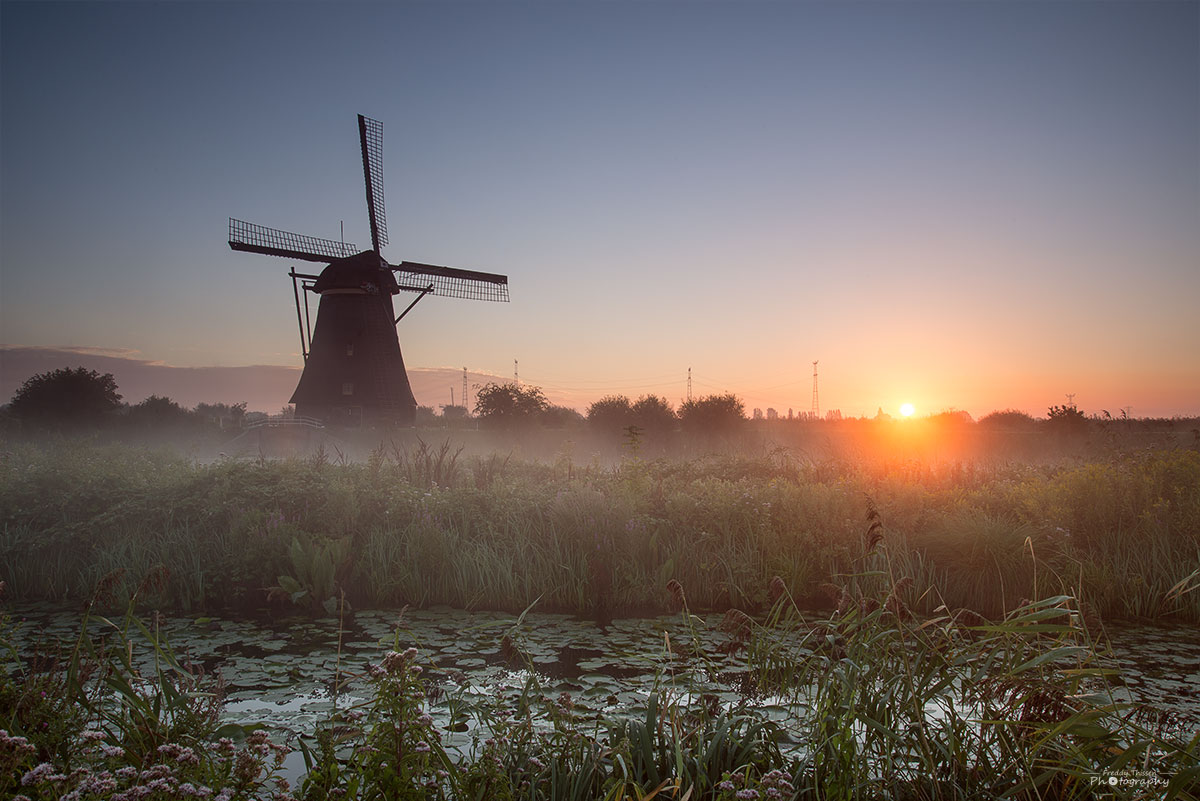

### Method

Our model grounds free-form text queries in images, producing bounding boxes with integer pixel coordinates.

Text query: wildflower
[21,763,55,786]
[528,756,546,771]
[414,740,431,753]
[717,780,736,791]
[736,790,760,800]
[147,777,177,793]
[233,751,262,784]
[80,729,106,742]
[0,731,35,756]
[84,776,118,794]
[417,713,433,726]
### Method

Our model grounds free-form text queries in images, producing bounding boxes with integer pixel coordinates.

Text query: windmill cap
[313,251,399,294]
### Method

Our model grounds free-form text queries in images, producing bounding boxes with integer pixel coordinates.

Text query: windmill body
[290,251,416,426]
[227,116,508,427]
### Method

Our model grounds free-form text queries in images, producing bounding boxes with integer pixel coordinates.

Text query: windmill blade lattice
[359,115,388,253]
[395,261,510,302]
[229,218,357,263]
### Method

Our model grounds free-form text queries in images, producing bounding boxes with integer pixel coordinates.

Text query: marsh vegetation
[2,426,1199,798]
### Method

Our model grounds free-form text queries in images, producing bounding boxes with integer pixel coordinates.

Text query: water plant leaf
[1011,645,1088,675]
[277,575,302,594]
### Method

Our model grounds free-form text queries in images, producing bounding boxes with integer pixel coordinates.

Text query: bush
[978,409,1038,429]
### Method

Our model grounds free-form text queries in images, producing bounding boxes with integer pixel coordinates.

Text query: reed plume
[768,575,787,604]
[720,608,754,640]
[666,579,687,609]
[884,576,913,620]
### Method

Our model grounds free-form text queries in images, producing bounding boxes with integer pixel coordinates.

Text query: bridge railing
[244,414,325,430]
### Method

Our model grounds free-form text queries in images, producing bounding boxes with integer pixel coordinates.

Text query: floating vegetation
[3,581,1200,799]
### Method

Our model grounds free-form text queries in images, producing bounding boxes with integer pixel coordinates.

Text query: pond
[7,605,1200,782]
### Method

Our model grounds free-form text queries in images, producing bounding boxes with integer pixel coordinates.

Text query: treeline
[1,366,247,435]
[4,366,1196,444]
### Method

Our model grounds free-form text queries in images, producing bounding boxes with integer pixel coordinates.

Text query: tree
[194,401,247,429]
[631,394,676,436]
[1048,404,1087,434]
[586,395,634,434]
[678,393,745,434]
[126,395,191,427]
[8,367,122,429]
[541,404,585,429]
[474,382,549,428]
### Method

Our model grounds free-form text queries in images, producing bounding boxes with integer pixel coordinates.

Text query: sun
[899,403,915,418]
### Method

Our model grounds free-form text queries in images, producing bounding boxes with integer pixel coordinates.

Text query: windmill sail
[394,261,510,302]
[358,115,388,253]
[229,218,357,263]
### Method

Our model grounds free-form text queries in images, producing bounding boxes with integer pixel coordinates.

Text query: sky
[2,0,1198,419]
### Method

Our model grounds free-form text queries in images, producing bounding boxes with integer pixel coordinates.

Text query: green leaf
[277,575,302,594]
[1011,645,1087,675]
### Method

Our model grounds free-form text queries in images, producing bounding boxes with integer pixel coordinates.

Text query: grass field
[2,432,1197,623]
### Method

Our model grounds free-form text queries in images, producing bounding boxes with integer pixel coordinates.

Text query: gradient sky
[2,1,1197,418]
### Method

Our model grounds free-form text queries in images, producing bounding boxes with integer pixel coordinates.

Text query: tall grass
[5,577,1198,799]
[2,440,1198,622]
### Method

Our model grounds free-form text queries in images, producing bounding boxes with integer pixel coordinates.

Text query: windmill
[228,115,509,427]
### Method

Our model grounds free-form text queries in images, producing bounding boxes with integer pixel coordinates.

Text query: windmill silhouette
[228,115,509,427]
